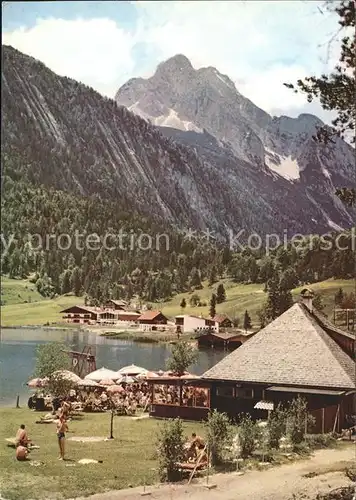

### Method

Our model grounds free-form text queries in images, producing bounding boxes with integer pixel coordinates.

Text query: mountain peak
[155,54,193,76]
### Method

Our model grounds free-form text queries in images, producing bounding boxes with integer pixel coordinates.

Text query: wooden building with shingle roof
[201,299,355,433]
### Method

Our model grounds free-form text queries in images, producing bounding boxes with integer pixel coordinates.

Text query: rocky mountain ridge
[116,54,355,233]
[2,46,354,240]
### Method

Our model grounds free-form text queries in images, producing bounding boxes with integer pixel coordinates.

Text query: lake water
[0,328,226,407]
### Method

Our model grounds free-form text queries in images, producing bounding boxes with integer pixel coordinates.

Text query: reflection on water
[0,328,226,407]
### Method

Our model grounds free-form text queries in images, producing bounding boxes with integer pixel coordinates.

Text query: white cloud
[2,17,136,97]
[2,1,343,121]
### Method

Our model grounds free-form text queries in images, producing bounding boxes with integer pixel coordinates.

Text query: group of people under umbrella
[27,365,198,415]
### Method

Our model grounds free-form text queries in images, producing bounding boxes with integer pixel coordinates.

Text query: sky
[2,1,342,121]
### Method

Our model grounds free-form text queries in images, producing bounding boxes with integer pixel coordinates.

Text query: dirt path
[75,445,355,500]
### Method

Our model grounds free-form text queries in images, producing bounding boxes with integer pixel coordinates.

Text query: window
[236,387,254,399]
[216,386,235,398]
[152,384,180,406]
[181,386,209,408]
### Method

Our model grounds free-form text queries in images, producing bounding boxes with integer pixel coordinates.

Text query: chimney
[300,288,314,312]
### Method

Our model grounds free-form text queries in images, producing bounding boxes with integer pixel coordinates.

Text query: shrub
[267,404,287,449]
[156,418,185,482]
[286,396,314,445]
[238,414,262,458]
[305,433,336,449]
[205,410,233,466]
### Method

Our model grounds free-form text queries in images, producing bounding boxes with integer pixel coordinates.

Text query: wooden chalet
[201,297,355,433]
[60,305,102,324]
[212,314,233,329]
[105,299,128,311]
[197,331,254,350]
[138,310,169,331]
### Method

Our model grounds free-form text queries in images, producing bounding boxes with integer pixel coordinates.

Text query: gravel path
[74,445,355,500]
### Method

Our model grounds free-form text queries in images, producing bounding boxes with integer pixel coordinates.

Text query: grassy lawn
[0,294,80,327]
[0,408,204,499]
[1,277,44,306]
[1,276,354,329]
[160,278,355,327]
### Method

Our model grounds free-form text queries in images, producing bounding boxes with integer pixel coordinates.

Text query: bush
[156,418,185,482]
[286,396,315,445]
[292,442,310,456]
[305,433,336,449]
[238,414,262,458]
[205,410,233,466]
[267,404,287,449]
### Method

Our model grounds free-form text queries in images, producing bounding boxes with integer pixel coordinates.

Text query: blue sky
[2,1,341,119]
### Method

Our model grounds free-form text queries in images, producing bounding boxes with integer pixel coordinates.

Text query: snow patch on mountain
[264,149,300,181]
[154,109,202,133]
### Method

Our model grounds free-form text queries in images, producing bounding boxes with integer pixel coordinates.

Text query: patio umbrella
[84,367,118,381]
[27,377,47,388]
[106,385,125,394]
[117,375,136,384]
[136,371,158,380]
[77,379,101,388]
[53,370,82,384]
[100,379,115,386]
[116,364,147,376]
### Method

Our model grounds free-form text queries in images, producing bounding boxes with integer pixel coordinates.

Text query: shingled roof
[202,303,355,390]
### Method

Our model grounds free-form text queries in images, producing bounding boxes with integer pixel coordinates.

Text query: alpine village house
[148,289,355,433]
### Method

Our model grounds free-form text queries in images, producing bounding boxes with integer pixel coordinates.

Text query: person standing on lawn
[56,415,68,460]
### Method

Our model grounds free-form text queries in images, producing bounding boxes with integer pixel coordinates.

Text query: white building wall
[177,315,219,333]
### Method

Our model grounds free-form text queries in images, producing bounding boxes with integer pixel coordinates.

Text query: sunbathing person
[15,425,31,448]
[190,433,205,450]
[16,445,28,461]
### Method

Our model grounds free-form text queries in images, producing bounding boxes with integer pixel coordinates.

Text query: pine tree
[190,267,202,289]
[285,0,355,204]
[335,287,344,305]
[209,293,217,318]
[265,276,293,321]
[243,310,252,332]
[180,298,187,312]
[265,276,280,320]
[208,266,217,286]
[70,267,82,296]
[216,283,226,304]
[313,292,326,314]
[60,269,72,295]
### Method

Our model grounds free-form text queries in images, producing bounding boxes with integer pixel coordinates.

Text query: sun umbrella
[106,385,125,394]
[77,379,100,387]
[53,370,82,384]
[116,364,147,376]
[117,375,136,384]
[84,367,118,381]
[136,371,158,379]
[27,377,48,388]
[100,379,115,386]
